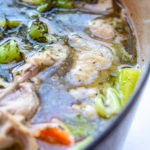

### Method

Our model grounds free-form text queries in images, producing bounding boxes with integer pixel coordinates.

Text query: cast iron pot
[85,0,150,150]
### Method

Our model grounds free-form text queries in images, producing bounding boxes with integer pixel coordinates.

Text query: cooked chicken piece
[0,111,38,150]
[67,52,111,85]
[68,33,112,54]
[13,43,69,82]
[28,44,68,65]
[76,0,113,13]
[0,82,40,120]
[67,34,113,85]
[69,87,99,100]
[72,103,97,118]
[0,82,39,150]
[88,19,115,40]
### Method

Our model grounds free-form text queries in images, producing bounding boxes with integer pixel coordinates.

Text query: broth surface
[0,0,139,150]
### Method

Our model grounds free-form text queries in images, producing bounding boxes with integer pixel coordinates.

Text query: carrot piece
[37,127,72,145]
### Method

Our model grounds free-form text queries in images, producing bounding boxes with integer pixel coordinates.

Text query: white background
[123,75,150,150]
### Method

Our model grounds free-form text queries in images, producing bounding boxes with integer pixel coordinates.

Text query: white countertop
[123,75,150,150]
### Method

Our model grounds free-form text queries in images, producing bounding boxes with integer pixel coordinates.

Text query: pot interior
[121,0,150,69]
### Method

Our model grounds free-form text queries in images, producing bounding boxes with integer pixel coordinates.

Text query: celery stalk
[95,68,140,119]
[115,68,140,104]
[95,88,121,119]
[0,40,22,64]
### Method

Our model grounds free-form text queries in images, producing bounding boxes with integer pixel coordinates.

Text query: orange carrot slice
[37,127,72,145]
